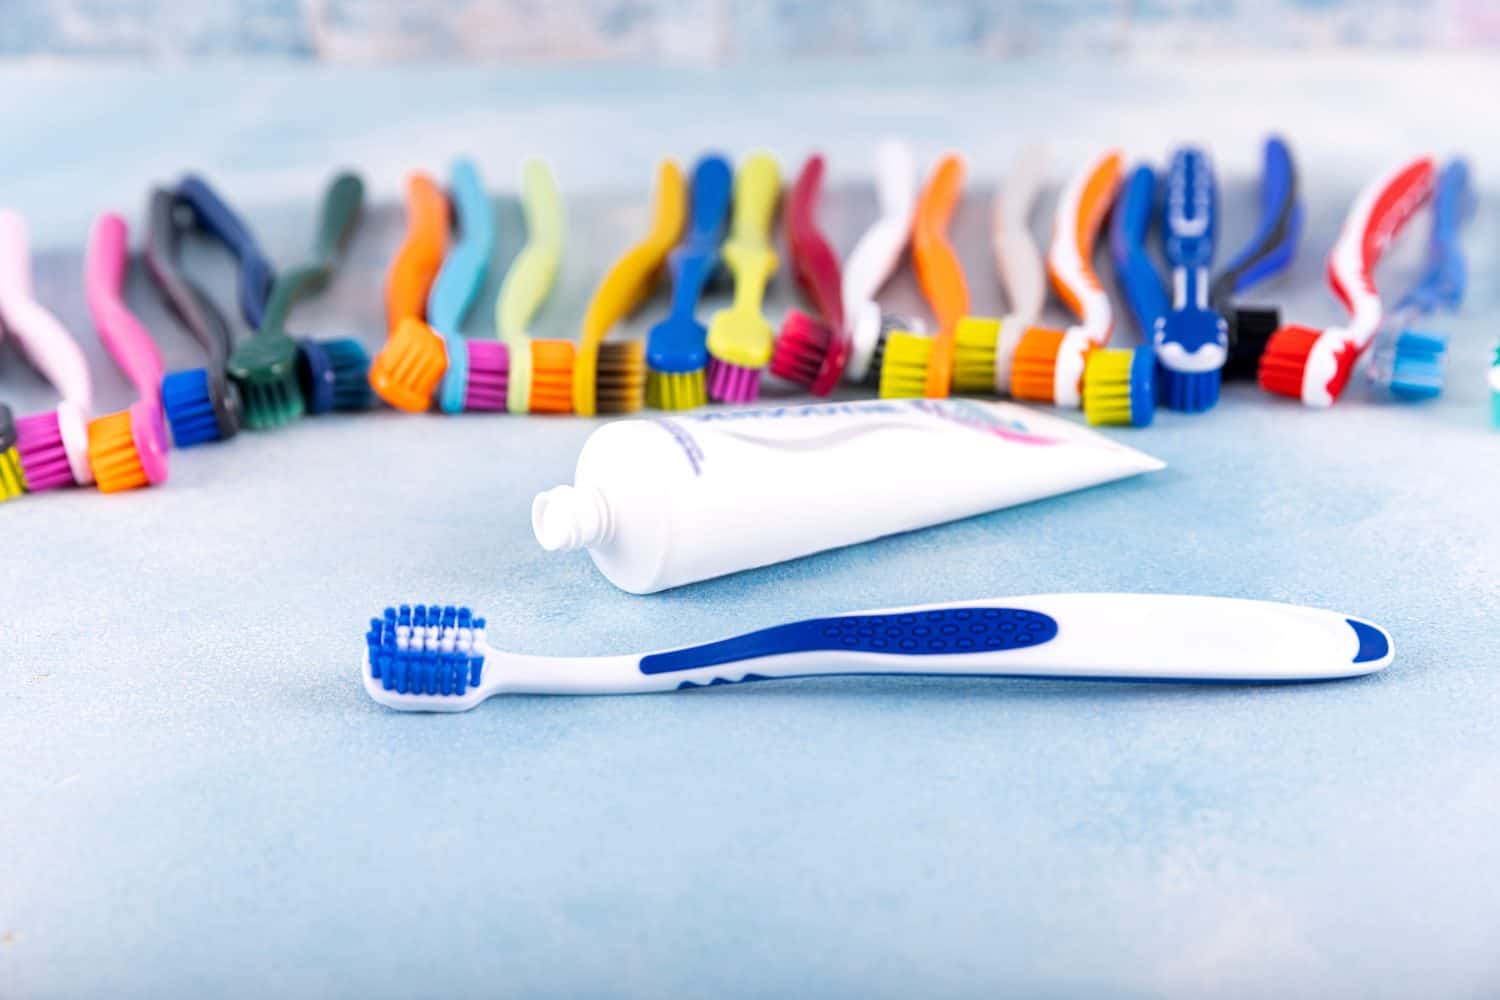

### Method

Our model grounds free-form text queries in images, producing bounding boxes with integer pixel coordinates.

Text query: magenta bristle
[464,340,510,412]
[769,311,831,388]
[706,357,763,403]
[14,410,74,491]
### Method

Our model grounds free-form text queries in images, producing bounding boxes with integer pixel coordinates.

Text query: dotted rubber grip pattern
[639,607,1059,675]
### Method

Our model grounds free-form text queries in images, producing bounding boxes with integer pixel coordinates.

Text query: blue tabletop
[2,57,1499,998]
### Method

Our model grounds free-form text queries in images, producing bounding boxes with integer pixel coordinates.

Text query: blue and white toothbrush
[362,596,1393,711]
[1155,147,1229,413]
[1366,158,1471,401]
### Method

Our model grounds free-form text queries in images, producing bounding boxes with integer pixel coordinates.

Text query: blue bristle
[323,338,373,411]
[1156,365,1221,413]
[1389,330,1446,400]
[162,368,225,447]
[366,603,484,695]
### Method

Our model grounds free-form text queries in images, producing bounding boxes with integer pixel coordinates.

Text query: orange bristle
[529,339,576,414]
[87,412,147,493]
[369,319,447,413]
[595,341,646,414]
[1258,325,1319,399]
[1009,327,1067,403]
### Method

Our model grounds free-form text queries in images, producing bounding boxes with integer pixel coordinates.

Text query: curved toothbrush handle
[385,172,450,336]
[1109,165,1168,337]
[992,144,1048,330]
[496,158,565,342]
[1327,156,1436,349]
[427,159,495,333]
[0,210,95,412]
[786,154,844,332]
[912,153,969,396]
[175,175,276,330]
[1395,158,1470,315]
[1211,135,1302,313]
[727,152,780,253]
[85,213,165,401]
[143,189,234,368]
[261,171,365,337]
[682,155,733,256]
[580,159,686,343]
[842,139,916,333]
[1048,148,1123,346]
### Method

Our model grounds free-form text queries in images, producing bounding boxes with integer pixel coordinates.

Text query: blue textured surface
[3,59,1500,998]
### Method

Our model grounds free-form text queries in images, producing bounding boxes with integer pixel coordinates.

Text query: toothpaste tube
[533,399,1164,594]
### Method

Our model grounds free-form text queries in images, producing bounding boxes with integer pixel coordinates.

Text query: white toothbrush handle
[840,139,916,328]
[503,595,1391,695]
[993,144,1049,331]
[0,210,95,413]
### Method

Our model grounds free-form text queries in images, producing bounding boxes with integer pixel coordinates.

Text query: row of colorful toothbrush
[0,140,1481,504]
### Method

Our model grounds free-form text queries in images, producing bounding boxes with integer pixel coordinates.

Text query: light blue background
[2,58,1499,997]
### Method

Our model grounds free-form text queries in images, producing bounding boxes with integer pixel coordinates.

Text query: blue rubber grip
[1396,158,1470,315]
[1110,165,1168,337]
[1222,136,1300,294]
[638,607,1059,675]
[176,174,276,330]
[427,158,496,332]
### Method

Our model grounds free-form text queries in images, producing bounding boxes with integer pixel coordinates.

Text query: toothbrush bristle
[1388,330,1446,400]
[595,341,646,414]
[769,310,831,388]
[1257,325,1319,399]
[529,339,576,414]
[87,411,149,493]
[1010,328,1068,403]
[239,373,306,431]
[951,317,1000,395]
[705,357,762,404]
[464,339,510,412]
[367,603,487,696]
[0,409,23,500]
[1083,346,1156,427]
[878,331,933,399]
[323,338,375,411]
[647,369,706,411]
[369,319,448,413]
[14,410,74,491]
[162,368,228,446]
[1156,365,1221,413]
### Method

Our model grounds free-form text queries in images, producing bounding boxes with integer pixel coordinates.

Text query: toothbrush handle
[617,595,1391,690]
[496,158,565,342]
[1048,148,1122,346]
[175,175,276,330]
[580,159,685,342]
[261,171,365,337]
[786,154,844,333]
[143,189,234,368]
[1396,158,1470,315]
[682,155,733,257]
[1210,136,1301,313]
[427,159,495,332]
[728,152,780,250]
[992,144,1048,330]
[841,140,915,330]
[0,210,95,412]
[1109,165,1168,337]
[85,214,165,401]
[385,173,449,336]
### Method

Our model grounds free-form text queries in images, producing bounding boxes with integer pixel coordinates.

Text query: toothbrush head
[1083,346,1156,427]
[365,603,490,712]
[1258,324,1362,407]
[877,329,936,399]
[705,308,774,404]
[161,366,241,447]
[1153,306,1228,412]
[1222,306,1280,382]
[1010,326,1094,407]
[15,401,92,490]
[0,404,24,502]
[1368,329,1446,401]
[770,309,833,390]
[645,309,708,411]
[368,318,448,413]
[590,340,646,414]
[87,400,169,493]
[463,339,509,412]
[227,331,306,430]
[297,336,372,414]
[951,316,1001,395]
[527,339,576,414]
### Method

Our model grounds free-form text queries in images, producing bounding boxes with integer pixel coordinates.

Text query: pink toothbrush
[83,213,169,493]
[0,209,96,489]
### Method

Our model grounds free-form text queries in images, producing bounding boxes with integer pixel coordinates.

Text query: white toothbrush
[991,143,1050,395]
[842,139,919,384]
[363,595,1393,712]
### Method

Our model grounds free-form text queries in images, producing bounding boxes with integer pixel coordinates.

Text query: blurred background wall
[1,0,1497,62]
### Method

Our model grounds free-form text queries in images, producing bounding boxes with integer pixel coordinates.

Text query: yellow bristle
[952,316,1001,395]
[1010,328,1066,403]
[878,331,933,399]
[1082,349,1137,426]
[529,339,576,415]
[595,341,646,414]
[1,447,24,501]
[651,370,706,411]
[87,412,147,494]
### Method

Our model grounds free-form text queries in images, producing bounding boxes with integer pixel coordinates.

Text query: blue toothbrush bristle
[162,367,226,447]
[1388,330,1446,400]
[1156,364,1222,413]
[300,337,373,414]
[366,603,485,696]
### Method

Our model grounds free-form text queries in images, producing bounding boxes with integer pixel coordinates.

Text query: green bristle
[240,374,307,430]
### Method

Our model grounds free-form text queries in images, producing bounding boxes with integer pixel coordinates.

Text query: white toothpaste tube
[533,399,1164,594]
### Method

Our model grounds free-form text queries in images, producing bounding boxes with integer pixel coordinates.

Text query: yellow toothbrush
[495,157,569,413]
[705,152,780,403]
[573,160,687,416]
